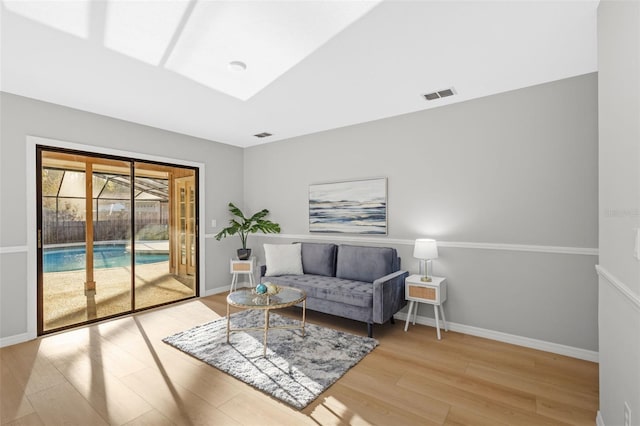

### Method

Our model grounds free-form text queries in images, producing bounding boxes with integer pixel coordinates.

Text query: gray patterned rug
[162,309,378,409]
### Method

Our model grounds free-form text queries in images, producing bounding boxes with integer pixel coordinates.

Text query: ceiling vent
[423,87,456,101]
[254,132,272,138]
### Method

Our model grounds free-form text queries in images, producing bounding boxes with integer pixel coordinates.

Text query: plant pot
[237,248,252,260]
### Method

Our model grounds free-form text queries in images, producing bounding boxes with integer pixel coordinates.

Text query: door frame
[26,136,206,339]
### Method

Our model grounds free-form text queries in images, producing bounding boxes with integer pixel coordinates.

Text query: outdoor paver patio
[43,261,194,331]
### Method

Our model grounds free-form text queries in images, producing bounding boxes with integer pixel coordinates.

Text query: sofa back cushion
[336,244,399,283]
[300,242,337,277]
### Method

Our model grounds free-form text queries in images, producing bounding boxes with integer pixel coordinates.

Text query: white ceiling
[1,0,598,148]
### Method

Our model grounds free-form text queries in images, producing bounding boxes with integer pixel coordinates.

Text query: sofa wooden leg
[390,316,395,325]
[367,323,373,338]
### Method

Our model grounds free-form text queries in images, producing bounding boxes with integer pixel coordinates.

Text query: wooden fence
[42,218,168,245]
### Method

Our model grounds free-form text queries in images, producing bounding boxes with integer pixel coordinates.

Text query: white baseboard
[394,311,599,363]
[596,411,605,426]
[0,332,33,348]
[204,286,228,297]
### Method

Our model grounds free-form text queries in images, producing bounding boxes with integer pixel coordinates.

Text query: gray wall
[0,74,602,356]
[597,0,640,424]
[245,73,599,351]
[0,92,244,340]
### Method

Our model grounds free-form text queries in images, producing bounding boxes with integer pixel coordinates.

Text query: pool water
[44,244,169,273]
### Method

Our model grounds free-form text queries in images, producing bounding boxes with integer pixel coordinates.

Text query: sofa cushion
[263,243,303,276]
[262,274,373,308]
[336,245,397,283]
[300,242,337,277]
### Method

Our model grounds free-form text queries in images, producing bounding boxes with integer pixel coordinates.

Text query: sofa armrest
[372,270,409,324]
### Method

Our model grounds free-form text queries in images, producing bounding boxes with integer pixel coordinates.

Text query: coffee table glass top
[227,286,306,309]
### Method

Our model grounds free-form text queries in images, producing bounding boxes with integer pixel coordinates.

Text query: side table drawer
[232,263,251,272]
[230,258,255,274]
[408,285,436,301]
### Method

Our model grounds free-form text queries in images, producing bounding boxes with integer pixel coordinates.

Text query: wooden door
[174,176,196,276]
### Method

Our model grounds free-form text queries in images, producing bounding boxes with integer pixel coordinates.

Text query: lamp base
[420,276,432,282]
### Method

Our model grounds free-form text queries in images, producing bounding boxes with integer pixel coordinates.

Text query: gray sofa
[260,242,408,337]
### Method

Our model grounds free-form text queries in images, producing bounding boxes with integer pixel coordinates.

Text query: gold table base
[226,291,306,357]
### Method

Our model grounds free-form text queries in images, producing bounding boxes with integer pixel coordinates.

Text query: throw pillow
[264,243,303,276]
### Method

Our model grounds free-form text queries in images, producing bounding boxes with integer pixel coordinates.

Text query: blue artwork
[309,177,387,234]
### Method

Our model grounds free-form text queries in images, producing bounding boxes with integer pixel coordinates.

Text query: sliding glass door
[37,147,198,334]
[133,163,196,310]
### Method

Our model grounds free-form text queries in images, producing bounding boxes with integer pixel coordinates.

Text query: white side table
[404,274,448,339]
[230,257,255,292]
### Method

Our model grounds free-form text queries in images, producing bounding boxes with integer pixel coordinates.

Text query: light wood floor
[0,293,599,425]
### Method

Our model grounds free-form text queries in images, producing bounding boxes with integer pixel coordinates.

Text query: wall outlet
[625,401,631,426]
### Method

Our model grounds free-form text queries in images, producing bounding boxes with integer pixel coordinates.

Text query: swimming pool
[43,244,169,273]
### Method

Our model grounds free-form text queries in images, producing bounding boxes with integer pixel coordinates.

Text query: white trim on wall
[439,241,598,256]
[26,141,37,342]
[0,332,32,348]
[205,285,229,296]
[24,135,206,342]
[394,311,599,362]
[0,246,28,254]
[263,233,599,256]
[596,265,640,312]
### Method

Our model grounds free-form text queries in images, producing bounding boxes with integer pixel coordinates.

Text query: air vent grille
[423,87,456,101]
[254,132,272,138]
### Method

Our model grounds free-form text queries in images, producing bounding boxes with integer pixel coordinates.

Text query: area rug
[162,310,378,409]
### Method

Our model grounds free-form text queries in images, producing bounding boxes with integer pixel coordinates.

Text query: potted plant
[214,202,281,259]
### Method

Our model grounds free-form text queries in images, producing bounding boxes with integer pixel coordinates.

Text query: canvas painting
[309,177,387,234]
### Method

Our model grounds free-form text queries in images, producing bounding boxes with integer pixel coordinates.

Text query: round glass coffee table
[226,286,306,356]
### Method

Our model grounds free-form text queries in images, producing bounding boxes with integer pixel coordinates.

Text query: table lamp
[413,239,438,282]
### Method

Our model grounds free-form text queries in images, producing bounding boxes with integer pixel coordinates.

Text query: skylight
[104,0,190,66]
[3,0,380,101]
[164,1,380,100]
[3,0,90,39]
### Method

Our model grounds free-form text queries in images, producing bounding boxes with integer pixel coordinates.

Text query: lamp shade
[413,239,438,260]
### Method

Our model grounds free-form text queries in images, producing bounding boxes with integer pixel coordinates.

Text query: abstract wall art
[309,177,387,234]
